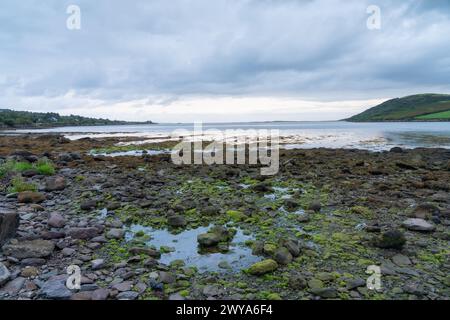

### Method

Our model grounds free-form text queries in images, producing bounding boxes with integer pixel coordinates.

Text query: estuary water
[4,121,450,151]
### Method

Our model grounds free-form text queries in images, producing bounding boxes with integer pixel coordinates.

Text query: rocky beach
[0,133,449,300]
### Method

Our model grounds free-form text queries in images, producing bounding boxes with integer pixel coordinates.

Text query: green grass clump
[35,158,56,175]
[7,176,38,193]
[0,158,55,177]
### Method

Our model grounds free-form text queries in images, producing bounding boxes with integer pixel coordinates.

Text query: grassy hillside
[0,109,153,129]
[347,94,450,122]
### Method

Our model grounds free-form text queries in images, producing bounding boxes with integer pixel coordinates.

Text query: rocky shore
[0,134,449,300]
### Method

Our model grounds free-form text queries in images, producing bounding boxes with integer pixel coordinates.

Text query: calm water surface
[5,121,450,151]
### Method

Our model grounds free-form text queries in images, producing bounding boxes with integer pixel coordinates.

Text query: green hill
[347,94,450,122]
[0,109,153,129]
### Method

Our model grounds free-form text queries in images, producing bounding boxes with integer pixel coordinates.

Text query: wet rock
[392,254,412,266]
[39,275,72,300]
[91,259,105,270]
[66,227,100,240]
[284,199,299,211]
[80,200,97,211]
[288,273,307,289]
[0,209,19,246]
[281,239,301,257]
[92,288,110,300]
[308,278,324,290]
[45,176,66,192]
[106,228,125,239]
[197,226,233,247]
[158,271,176,284]
[308,201,322,213]
[374,229,406,250]
[251,182,272,192]
[17,191,46,204]
[117,291,139,300]
[3,239,55,259]
[310,287,338,299]
[0,277,25,295]
[402,218,435,232]
[129,247,161,258]
[21,266,39,278]
[167,215,187,228]
[112,281,133,292]
[20,258,46,266]
[0,262,11,287]
[48,212,66,228]
[412,204,440,219]
[346,278,366,290]
[274,247,293,265]
[247,259,278,275]
[71,291,93,300]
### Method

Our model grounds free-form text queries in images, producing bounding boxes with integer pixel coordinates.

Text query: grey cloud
[0,0,449,108]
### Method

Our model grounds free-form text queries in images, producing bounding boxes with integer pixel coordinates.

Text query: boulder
[2,239,55,259]
[274,247,293,265]
[308,201,322,213]
[39,275,72,300]
[106,228,125,239]
[66,227,100,239]
[197,226,233,247]
[402,218,435,232]
[48,212,66,228]
[374,229,406,250]
[167,215,187,228]
[412,204,440,219]
[45,176,66,192]
[129,247,161,258]
[0,262,11,287]
[17,191,46,204]
[247,259,278,276]
[0,209,19,246]
[80,200,97,211]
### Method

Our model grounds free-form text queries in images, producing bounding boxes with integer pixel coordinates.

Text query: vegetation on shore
[347,94,450,122]
[0,109,153,129]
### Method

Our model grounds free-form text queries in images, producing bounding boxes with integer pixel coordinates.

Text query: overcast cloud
[0,0,449,122]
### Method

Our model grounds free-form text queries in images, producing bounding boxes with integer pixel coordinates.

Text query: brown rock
[17,191,46,204]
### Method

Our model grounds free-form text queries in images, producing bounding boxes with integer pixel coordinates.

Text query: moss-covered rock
[248,259,278,276]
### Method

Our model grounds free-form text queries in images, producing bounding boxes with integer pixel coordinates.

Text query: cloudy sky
[0,0,449,122]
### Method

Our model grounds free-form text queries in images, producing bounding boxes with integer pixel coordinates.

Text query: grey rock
[392,254,412,266]
[45,176,66,192]
[39,275,72,300]
[91,259,105,270]
[167,215,187,228]
[402,218,435,232]
[3,239,55,259]
[0,277,25,296]
[106,228,125,239]
[274,247,293,265]
[66,227,100,239]
[48,212,66,228]
[310,287,338,298]
[346,278,366,290]
[0,262,11,287]
[158,271,176,284]
[117,291,139,300]
[92,288,109,300]
[0,209,19,246]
